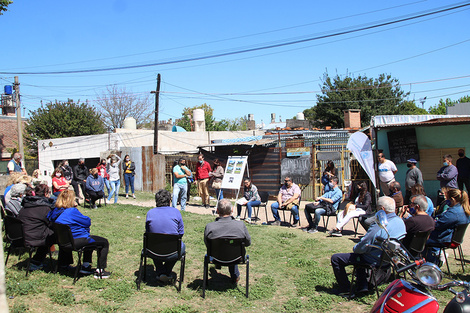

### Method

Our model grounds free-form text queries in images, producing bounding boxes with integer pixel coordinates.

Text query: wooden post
[152,74,161,155]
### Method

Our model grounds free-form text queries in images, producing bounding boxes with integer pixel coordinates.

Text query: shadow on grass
[186,267,238,294]
[133,265,182,291]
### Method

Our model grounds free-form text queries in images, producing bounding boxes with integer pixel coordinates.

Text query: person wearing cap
[404,158,423,205]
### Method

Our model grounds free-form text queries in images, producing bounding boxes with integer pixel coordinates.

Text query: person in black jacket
[59,159,74,184]
[329,181,372,237]
[18,184,72,270]
[72,158,88,199]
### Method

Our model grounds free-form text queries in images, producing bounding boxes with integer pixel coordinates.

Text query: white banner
[221,156,248,190]
[347,132,376,187]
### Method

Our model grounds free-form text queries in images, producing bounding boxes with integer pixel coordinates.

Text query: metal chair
[407,230,432,259]
[244,191,269,222]
[136,233,185,292]
[83,191,107,208]
[321,209,338,231]
[202,238,249,298]
[53,223,102,284]
[276,198,301,227]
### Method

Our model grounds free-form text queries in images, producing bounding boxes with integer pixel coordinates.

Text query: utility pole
[151,73,161,155]
[14,76,24,159]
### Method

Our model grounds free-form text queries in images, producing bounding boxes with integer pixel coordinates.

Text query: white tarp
[372,115,470,128]
[347,132,376,187]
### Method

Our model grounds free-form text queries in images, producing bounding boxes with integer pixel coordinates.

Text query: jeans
[103,178,110,195]
[331,253,369,292]
[172,183,188,211]
[215,189,223,200]
[108,179,120,203]
[124,173,135,194]
[237,200,261,218]
[304,202,331,229]
[271,201,299,222]
[152,243,186,276]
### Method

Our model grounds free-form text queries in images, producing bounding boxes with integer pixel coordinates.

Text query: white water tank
[296,112,305,120]
[123,117,137,130]
[193,109,206,132]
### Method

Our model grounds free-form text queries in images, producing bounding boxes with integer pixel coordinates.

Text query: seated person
[48,190,111,278]
[5,183,26,217]
[329,181,372,237]
[304,176,342,233]
[434,186,451,217]
[4,173,31,204]
[270,177,301,226]
[401,195,435,250]
[85,168,105,209]
[146,189,185,282]
[18,184,71,270]
[31,169,51,188]
[204,199,251,284]
[330,196,406,296]
[426,189,470,265]
[52,167,70,197]
[236,178,261,223]
[404,184,434,217]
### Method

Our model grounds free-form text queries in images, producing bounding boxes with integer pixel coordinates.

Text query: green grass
[3,197,464,312]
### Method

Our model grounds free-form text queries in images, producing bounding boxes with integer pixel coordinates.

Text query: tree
[428,95,470,115]
[176,103,216,131]
[0,0,12,15]
[25,100,106,155]
[304,73,418,128]
[95,85,154,130]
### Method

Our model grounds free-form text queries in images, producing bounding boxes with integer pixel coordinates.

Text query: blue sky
[1,1,469,126]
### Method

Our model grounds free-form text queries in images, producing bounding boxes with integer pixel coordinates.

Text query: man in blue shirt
[304,176,342,233]
[146,189,185,282]
[331,196,406,296]
[172,158,191,211]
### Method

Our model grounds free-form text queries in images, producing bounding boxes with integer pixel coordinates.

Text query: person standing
[96,159,110,196]
[195,154,211,208]
[404,158,423,205]
[437,154,458,190]
[107,154,121,204]
[210,159,224,201]
[146,189,185,282]
[85,168,105,209]
[8,152,27,175]
[321,161,336,193]
[456,149,470,192]
[59,160,74,185]
[172,158,191,211]
[204,199,251,284]
[123,154,136,199]
[72,158,88,199]
[377,152,397,196]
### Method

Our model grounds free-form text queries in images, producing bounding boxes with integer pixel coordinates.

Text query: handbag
[212,181,222,189]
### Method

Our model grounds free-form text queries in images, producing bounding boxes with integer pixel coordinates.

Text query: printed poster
[221,156,248,190]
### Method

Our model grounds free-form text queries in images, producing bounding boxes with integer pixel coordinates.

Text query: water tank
[4,85,13,95]
[248,114,254,121]
[123,117,137,130]
[296,112,305,120]
[193,109,205,122]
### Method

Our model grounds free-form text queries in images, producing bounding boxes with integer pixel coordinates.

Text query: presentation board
[221,156,248,190]
[387,128,419,164]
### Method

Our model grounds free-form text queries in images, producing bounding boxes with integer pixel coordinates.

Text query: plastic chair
[202,238,249,298]
[136,233,185,292]
[52,223,102,284]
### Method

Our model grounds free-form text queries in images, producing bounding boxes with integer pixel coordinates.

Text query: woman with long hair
[106,154,121,204]
[96,158,110,196]
[236,178,261,223]
[322,161,336,192]
[210,159,224,201]
[122,154,136,199]
[51,167,69,197]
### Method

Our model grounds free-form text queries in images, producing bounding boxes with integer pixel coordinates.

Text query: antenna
[419,96,427,109]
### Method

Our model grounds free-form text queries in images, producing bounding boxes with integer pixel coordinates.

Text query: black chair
[202,238,249,298]
[83,191,107,209]
[53,223,102,284]
[136,233,185,292]
[321,210,338,231]
[426,223,469,274]
[244,191,269,222]
[408,230,432,259]
[4,216,53,276]
[276,198,301,227]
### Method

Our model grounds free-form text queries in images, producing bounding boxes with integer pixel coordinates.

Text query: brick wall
[0,116,27,159]
[344,109,361,129]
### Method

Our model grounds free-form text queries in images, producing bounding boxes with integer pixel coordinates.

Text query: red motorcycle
[368,211,470,313]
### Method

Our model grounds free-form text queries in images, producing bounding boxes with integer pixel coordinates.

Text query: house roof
[199,138,277,148]
[373,115,470,128]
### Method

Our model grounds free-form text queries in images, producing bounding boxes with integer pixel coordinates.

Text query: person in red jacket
[195,154,211,208]
[96,159,110,196]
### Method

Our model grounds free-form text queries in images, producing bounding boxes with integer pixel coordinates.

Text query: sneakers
[79,265,93,274]
[132,194,136,199]
[292,219,300,227]
[235,216,241,221]
[245,218,251,223]
[272,220,281,226]
[307,228,318,234]
[125,194,129,199]
[94,269,111,279]
[29,262,44,271]
[330,229,342,237]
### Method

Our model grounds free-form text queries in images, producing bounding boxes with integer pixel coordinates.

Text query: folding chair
[4,216,53,276]
[202,238,249,298]
[53,223,102,284]
[251,191,269,222]
[408,230,432,259]
[136,233,185,292]
[83,191,107,209]
[426,223,469,274]
[321,210,337,231]
[277,198,301,227]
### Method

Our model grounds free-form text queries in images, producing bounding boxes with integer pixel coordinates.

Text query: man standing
[195,154,211,208]
[172,158,191,211]
[330,196,406,296]
[377,152,397,196]
[204,199,251,284]
[270,176,301,227]
[437,154,458,189]
[73,158,88,199]
[146,189,185,282]
[401,195,435,250]
[404,159,423,205]
[8,152,27,175]
[456,149,470,192]
[304,176,342,233]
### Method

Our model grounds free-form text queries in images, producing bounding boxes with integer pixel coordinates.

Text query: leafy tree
[304,73,416,128]
[177,103,216,131]
[428,95,470,115]
[25,100,106,155]
[0,0,12,15]
[95,85,153,130]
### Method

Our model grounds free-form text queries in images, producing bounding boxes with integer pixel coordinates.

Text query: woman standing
[322,161,336,192]
[51,168,70,197]
[236,178,261,223]
[96,159,110,196]
[210,159,224,200]
[122,154,136,199]
[107,154,121,204]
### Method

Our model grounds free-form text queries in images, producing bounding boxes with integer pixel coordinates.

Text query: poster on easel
[221,156,248,190]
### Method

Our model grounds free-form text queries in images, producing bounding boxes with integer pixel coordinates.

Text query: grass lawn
[3,196,467,313]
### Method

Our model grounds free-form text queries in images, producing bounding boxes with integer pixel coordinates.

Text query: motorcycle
[367,210,470,313]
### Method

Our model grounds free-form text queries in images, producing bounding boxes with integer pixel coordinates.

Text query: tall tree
[0,0,12,15]
[25,100,106,155]
[428,95,470,115]
[95,85,153,130]
[304,73,418,128]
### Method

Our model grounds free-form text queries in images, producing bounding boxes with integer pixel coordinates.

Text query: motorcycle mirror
[375,210,388,229]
